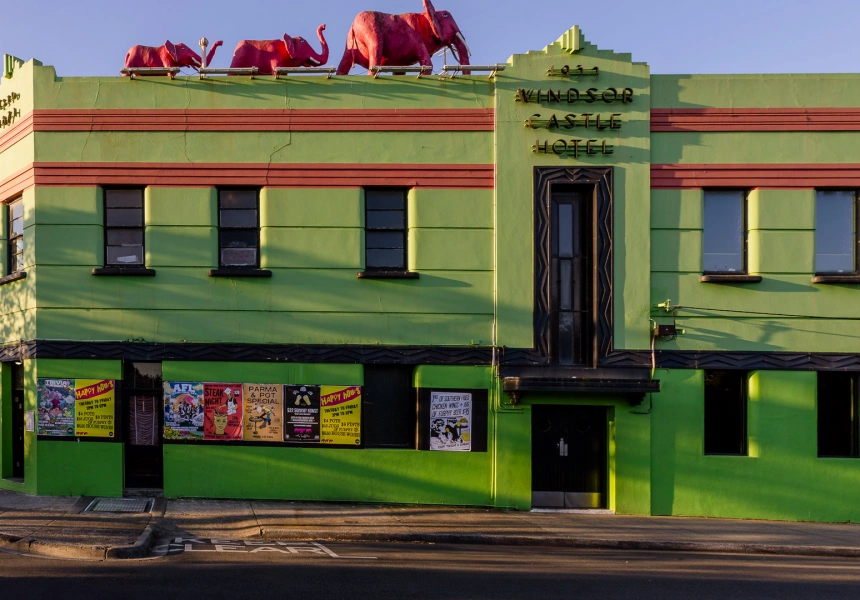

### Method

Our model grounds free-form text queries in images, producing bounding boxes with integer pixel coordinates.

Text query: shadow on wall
[650,369,860,523]
[27,198,506,346]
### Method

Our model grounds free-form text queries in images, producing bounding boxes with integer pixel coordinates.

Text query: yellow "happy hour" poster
[320,386,361,446]
[74,379,115,438]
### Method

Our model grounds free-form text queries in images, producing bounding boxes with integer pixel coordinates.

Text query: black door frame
[122,361,164,490]
[531,404,609,509]
[10,363,25,480]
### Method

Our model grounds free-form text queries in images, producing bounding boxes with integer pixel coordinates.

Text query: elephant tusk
[448,44,461,65]
[455,32,472,58]
[307,57,321,66]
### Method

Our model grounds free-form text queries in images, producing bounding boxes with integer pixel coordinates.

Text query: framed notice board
[417,388,488,452]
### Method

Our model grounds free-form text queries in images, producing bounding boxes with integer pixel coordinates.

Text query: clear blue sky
[2,0,858,76]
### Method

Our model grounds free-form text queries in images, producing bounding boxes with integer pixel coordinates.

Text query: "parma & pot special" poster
[242,383,283,442]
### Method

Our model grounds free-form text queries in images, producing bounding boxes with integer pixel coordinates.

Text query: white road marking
[162,538,377,559]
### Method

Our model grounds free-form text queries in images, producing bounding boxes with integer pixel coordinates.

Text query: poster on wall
[243,383,283,442]
[163,381,205,440]
[74,379,115,438]
[284,385,320,443]
[429,391,472,451]
[320,386,362,446]
[37,378,76,436]
[203,383,244,441]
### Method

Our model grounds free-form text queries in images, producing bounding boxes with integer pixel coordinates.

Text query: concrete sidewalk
[0,489,155,559]
[2,488,859,559]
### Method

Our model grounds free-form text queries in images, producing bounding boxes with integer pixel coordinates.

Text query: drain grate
[85,497,154,513]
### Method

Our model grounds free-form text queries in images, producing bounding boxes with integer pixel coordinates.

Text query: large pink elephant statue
[336,0,470,75]
[124,40,222,74]
[229,25,330,75]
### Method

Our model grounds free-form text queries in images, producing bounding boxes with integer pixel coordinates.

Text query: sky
[1,0,858,76]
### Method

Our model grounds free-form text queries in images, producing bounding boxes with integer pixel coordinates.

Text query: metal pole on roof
[200,37,209,70]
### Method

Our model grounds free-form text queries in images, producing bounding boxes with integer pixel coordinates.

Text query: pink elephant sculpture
[229,25,330,75]
[336,0,471,75]
[124,40,222,74]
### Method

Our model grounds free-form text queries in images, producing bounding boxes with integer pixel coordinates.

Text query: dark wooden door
[551,190,592,365]
[11,389,24,479]
[532,405,606,508]
[123,362,163,489]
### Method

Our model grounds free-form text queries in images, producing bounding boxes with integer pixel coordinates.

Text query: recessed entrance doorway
[123,362,163,491]
[532,405,607,508]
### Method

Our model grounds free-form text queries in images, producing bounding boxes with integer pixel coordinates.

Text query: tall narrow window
[551,189,591,366]
[104,189,144,267]
[704,370,748,456]
[815,191,857,274]
[218,189,259,268]
[365,189,407,271]
[7,197,23,274]
[703,190,746,273]
[818,372,859,458]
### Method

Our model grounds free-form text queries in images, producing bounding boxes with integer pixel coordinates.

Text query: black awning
[503,377,659,406]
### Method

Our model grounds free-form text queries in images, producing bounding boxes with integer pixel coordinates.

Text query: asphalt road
[1,541,859,599]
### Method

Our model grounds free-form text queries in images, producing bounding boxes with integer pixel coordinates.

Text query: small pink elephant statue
[124,40,222,74]
[336,0,471,75]
[229,24,330,75]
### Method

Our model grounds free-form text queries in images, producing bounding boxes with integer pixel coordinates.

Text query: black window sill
[356,270,420,279]
[0,271,26,286]
[812,274,860,284]
[92,267,156,276]
[209,268,272,278]
[699,274,762,284]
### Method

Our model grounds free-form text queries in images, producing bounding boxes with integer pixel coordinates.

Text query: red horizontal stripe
[0,112,33,153]
[0,164,35,201]
[652,163,860,189]
[651,108,860,132]
[30,108,495,132]
[1,162,493,197]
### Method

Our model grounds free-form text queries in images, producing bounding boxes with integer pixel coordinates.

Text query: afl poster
[429,391,472,451]
[163,381,205,440]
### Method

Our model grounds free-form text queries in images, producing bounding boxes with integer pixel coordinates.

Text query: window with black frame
[704,370,748,456]
[104,189,145,267]
[364,189,407,271]
[218,189,260,269]
[818,372,859,458]
[815,191,858,275]
[7,197,23,274]
[702,190,746,274]
[362,365,416,449]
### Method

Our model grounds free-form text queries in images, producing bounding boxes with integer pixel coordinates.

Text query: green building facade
[0,27,859,522]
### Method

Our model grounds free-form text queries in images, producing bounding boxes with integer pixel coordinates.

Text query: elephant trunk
[206,40,224,68]
[451,32,471,74]
[310,24,330,66]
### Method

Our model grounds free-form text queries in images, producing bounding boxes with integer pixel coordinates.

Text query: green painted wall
[1,28,859,521]
[651,188,860,352]
[31,186,493,345]
[651,369,860,523]
[495,28,651,350]
[651,74,860,109]
[30,359,124,497]
[34,69,494,111]
[163,362,498,505]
